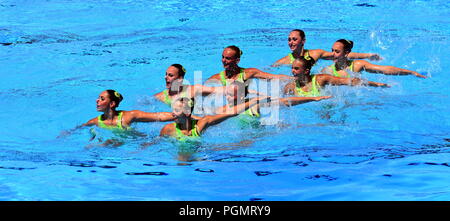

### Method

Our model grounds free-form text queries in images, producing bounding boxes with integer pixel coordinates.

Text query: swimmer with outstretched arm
[206,45,294,86]
[284,57,390,96]
[59,90,176,140]
[272,29,382,67]
[320,39,427,79]
[85,90,175,129]
[154,64,227,106]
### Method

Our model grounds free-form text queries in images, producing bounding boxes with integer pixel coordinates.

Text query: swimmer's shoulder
[243,67,260,75]
[307,49,330,60]
[308,48,326,53]
[272,55,291,67]
[205,72,223,85]
[351,60,367,72]
[154,91,165,101]
[83,117,98,127]
[207,72,221,80]
[160,122,176,137]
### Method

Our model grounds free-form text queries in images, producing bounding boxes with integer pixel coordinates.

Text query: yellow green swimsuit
[330,61,354,78]
[174,119,200,141]
[93,112,146,143]
[97,111,125,130]
[219,68,246,86]
[295,75,321,97]
[288,50,316,65]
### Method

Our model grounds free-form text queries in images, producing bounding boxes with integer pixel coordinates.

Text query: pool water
[1,0,449,200]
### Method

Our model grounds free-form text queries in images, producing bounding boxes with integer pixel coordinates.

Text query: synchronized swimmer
[321,39,427,78]
[61,29,426,152]
[59,90,176,146]
[284,57,389,97]
[83,90,175,130]
[207,45,293,86]
[154,64,226,106]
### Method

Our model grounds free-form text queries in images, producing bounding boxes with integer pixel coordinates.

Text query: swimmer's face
[222,48,240,70]
[172,100,192,122]
[331,42,349,62]
[288,31,305,52]
[291,60,309,77]
[96,91,115,112]
[165,66,183,89]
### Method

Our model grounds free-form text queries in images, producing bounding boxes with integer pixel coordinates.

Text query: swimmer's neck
[292,46,305,57]
[225,65,242,78]
[335,59,351,71]
[102,109,118,120]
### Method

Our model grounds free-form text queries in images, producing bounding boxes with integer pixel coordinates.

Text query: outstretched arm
[57,118,96,138]
[271,55,291,67]
[130,111,175,123]
[154,91,165,103]
[319,50,382,61]
[347,52,382,61]
[352,78,390,87]
[316,74,390,87]
[205,73,222,84]
[357,60,426,78]
[192,84,226,96]
[249,68,294,80]
[248,89,267,96]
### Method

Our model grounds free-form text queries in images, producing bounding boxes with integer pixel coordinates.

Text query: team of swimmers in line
[61,29,426,146]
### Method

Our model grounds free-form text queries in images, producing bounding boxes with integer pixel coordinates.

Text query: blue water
[1,0,449,200]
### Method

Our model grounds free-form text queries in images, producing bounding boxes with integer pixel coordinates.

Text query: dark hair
[291,29,306,40]
[105,89,123,108]
[293,57,313,71]
[225,45,242,58]
[336,39,354,53]
[170,64,186,78]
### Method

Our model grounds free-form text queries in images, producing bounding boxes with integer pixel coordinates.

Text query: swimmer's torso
[97,111,127,130]
[174,119,200,140]
[295,75,321,97]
